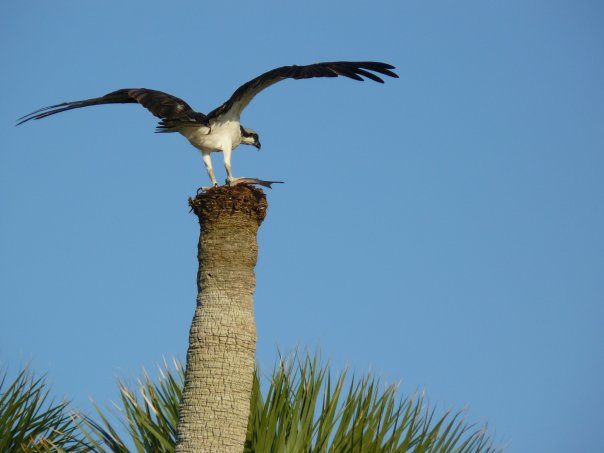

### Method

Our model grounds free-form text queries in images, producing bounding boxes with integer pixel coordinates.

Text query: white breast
[181,120,242,153]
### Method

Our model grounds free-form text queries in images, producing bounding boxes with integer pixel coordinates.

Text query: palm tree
[1,185,501,452]
[174,185,268,453]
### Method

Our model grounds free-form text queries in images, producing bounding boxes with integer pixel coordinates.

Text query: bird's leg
[223,147,242,185]
[200,151,218,190]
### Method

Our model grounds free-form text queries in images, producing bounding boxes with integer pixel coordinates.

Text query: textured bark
[174,185,267,453]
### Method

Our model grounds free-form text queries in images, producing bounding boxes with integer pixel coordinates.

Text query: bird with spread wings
[17,61,398,188]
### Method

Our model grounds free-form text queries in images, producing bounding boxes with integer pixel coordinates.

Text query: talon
[197,184,217,194]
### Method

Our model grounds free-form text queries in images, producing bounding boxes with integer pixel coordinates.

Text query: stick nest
[189,185,268,225]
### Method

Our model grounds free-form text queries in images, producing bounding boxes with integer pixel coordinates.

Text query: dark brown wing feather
[16,88,208,130]
[207,61,398,119]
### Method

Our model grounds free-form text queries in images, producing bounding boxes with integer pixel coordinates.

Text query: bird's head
[241,127,261,150]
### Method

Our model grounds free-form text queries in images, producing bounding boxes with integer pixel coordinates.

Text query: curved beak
[255,141,261,151]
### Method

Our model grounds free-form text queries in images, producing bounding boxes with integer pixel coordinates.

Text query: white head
[240,127,261,150]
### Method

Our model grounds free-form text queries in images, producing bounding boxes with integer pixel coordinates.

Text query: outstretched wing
[16,88,208,131]
[207,61,398,120]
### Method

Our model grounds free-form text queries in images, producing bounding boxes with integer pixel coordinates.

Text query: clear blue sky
[1,1,603,451]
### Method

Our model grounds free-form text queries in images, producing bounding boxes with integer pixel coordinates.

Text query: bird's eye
[253,134,258,140]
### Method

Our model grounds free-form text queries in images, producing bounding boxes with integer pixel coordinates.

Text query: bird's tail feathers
[155,114,210,133]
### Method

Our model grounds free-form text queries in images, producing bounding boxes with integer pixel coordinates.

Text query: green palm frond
[0,367,89,452]
[77,358,183,453]
[246,354,499,453]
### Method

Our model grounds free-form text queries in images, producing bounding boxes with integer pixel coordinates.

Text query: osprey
[17,61,398,187]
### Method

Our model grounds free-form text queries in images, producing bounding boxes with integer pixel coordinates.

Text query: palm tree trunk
[174,185,267,453]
